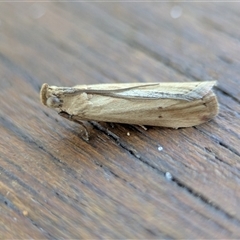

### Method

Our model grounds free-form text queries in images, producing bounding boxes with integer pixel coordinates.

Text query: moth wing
[75,81,216,101]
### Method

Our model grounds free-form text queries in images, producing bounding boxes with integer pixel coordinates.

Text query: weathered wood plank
[0,2,240,239]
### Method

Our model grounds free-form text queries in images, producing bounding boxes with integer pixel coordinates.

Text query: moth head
[40,83,62,109]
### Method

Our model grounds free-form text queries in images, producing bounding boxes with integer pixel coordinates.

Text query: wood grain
[0,2,240,239]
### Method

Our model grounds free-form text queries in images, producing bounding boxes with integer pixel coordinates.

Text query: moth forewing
[40,81,218,129]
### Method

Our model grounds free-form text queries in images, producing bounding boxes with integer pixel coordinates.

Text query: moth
[40,81,218,140]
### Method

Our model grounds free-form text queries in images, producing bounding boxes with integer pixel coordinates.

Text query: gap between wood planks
[89,121,240,224]
[195,126,240,158]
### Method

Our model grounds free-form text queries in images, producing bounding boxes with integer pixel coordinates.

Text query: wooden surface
[1,2,240,239]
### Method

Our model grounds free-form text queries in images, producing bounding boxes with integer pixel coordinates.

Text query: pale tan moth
[40,81,218,140]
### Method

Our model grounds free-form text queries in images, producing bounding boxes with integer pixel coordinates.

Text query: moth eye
[46,96,62,108]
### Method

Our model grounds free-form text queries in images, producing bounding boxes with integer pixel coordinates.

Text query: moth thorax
[46,96,62,108]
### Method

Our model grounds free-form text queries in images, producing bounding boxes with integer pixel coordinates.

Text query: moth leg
[59,111,89,141]
[108,122,115,128]
[138,125,148,131]
[72,119,89,141]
